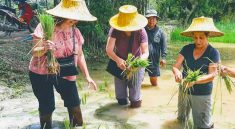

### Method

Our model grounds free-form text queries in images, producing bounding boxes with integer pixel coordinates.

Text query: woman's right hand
[174,71,183,83]
[43,40,55,51]
[116,58,126,70]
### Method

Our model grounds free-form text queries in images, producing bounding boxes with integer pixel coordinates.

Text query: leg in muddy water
[67,106,83,127]
[150,76,158,86]
[148,66,160,86]
[114,77,129,105]
[129,68,145,108]
[53,77,82,126]
[39,113,52,129]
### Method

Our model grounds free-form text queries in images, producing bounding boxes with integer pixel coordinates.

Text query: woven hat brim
[109,14,148,31]
[181,29,224,37]
[145,14,160,19]
[46,2,97,21]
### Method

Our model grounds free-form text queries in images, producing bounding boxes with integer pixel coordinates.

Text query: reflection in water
[161,119,194,129]
[94,103,142,129]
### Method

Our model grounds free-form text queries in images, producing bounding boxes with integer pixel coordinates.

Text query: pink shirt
[29,24,84,81]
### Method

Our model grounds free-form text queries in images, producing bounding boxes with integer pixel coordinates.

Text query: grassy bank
[165,42,235,69]
[170,22,235,43]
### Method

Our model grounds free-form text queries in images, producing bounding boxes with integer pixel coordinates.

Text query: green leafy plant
[122,54,150,80]
[39,14,59,74]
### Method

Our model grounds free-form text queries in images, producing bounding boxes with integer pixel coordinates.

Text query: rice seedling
[39,14,59,74]
[98,122,109,129]
[222,75,234,94]
[170,61,203,129]
[82,122,87,129]
[81,92,90,105]
[63,117,70,129]
[121,54,149,86]
[77,81,85,90]
[203,57,234,114]
[213,63,234,114]
[98,84,106,92]
[177,69,201,129]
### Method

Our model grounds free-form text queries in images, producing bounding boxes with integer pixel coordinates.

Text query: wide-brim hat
[109,5,148,31]
[181,16,224,37]
[145,9,160,19]
[46,0,97,21]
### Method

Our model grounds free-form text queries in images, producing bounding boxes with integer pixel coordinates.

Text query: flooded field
[1,64,235,129]
[0,34,235,129]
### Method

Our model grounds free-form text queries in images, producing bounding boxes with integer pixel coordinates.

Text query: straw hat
[181,16,224,37]
[109,5,148,31]
[46,0,97,21]
[145,9,160,19]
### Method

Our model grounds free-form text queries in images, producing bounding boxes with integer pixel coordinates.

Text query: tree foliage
[154,0,235,26]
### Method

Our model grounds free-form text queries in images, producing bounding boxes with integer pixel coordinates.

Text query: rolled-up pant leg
[114,77,128,101]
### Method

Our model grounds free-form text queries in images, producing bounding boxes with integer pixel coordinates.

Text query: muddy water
[1,45,235,129]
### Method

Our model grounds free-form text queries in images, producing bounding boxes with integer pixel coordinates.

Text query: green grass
[209,22,235,43]
[165,42,235,70]
[170,22,235,43]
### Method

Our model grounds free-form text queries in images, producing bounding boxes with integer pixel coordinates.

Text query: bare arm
[140,42,149,59]
[31,36,47,57]
[194,63,218,84]
[77,50,97,90]
[106,37,126,70]
[172,54,184,83]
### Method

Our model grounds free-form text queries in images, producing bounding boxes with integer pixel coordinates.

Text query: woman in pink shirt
[28,0,97,128]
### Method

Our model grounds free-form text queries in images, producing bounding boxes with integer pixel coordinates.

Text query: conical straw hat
[109,5,147,31]
[46,0,97,21]
[181,16,224,37]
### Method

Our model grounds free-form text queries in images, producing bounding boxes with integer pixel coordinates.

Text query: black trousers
[29,71,80,115]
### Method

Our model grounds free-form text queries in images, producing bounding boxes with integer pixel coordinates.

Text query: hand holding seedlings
[44,40,55,51]
[174,71,183,83]
[116,58,126,70]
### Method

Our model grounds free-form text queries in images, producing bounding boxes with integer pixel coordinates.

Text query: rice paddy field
[170,22,235,43]
[0,31,235,129]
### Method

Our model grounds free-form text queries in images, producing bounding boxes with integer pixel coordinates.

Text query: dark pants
[29,71,80,116]
[147,66,160,77]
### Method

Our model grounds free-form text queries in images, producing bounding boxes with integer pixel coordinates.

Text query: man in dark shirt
[145,9,167,86]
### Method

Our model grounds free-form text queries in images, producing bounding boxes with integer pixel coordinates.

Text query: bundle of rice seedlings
[222,75,234,94]
[177,64,203,129]
[39,14,59,74]
[212,64,235,114]
[218,64,235,94]
[203,57,234,114]
[205,57,234,94]
[122,53,149,81]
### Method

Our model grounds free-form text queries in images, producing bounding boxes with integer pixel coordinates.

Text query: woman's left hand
[184,81,195,88]
[86,76,97,90]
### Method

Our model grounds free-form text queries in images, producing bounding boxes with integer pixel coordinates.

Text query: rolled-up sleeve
[32,23,43,38]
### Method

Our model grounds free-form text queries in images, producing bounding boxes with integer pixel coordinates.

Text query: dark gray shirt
[180,44,220,95]
[145,26,167,68]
